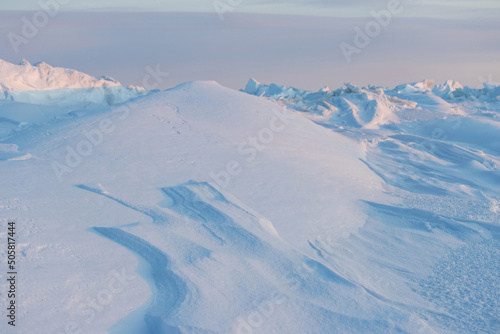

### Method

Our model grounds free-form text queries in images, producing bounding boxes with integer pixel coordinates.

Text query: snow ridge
[0,58,140,92]
[0,59,149,140]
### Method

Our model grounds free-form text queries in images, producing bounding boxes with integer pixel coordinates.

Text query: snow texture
[0,62,499,334]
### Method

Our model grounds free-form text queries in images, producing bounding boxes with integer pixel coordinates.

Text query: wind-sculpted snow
[418,240,500,333]
[86,179,496,333]
[308,198,500,333]
[76,181,427,333]
[93,227,186,334]
[76,184,172,225]
[161,183,266,252]
[245,78,500,333]
[2,77,500,333]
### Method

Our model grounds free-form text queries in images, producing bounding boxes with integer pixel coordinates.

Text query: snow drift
[0,65,499,334]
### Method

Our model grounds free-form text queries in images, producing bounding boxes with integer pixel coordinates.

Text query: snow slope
[244,78,500,333]
[0,72,499,334]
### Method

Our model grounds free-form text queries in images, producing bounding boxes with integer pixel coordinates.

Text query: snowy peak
[0,58,141,92]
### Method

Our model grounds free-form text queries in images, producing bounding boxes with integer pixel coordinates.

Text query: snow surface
[0,64,499,334]
[0,60,148,142]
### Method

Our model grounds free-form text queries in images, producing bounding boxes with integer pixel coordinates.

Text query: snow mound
[0,79,400,333]
[1,68,499,333]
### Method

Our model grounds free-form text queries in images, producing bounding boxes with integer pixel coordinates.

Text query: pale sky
[1,0,500,19]
[0,2,499,90]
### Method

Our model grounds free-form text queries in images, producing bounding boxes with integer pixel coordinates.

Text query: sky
[0,2,499,90]
[2,0,500,19]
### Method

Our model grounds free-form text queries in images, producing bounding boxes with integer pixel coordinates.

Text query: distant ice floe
[243,78,500,129]
[0,59,149,141]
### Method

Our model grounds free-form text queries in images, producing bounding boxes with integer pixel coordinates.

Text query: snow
[0,63,499,334]
[0,60,148,142]
[0,58,147,109]
[0,59,140,92]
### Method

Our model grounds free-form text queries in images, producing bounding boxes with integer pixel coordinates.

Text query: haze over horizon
[1,1,499,91]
